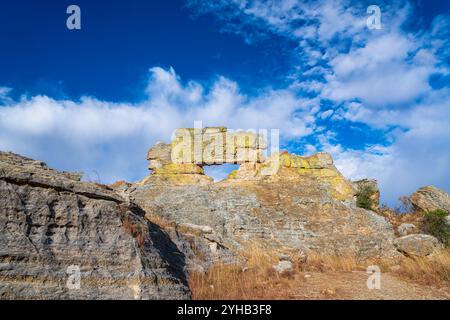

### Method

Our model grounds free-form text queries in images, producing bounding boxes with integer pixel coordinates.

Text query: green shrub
[356,185,375,210]
[423,209,450,246]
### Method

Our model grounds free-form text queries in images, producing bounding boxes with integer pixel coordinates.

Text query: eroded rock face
[410,186,450,213]
[0,152,190,300]
[171,127,267,165]
[130,160,399,263]
[393,234,442,257]
[227,152,356,201]
[124,136,400,264]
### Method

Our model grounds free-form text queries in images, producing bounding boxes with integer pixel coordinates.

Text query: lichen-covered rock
[147,142,172,168]
[130,137,397,264]
[170,127,267,165]
[393,234,442,256]
[410,186,450,213]
[0,152,190,300]
[228,151,356,201]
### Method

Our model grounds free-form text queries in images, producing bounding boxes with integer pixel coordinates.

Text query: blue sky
[0,0,449,206]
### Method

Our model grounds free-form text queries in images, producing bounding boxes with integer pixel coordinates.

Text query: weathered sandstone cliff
[0,152,190,299]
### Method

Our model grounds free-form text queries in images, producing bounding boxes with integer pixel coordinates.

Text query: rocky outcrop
[145,141,212,185]
[227,151,356,201]
[125,132,400,264]
[0,152,190,300]
[130,179,398,262]
[410,186,450,213]
[142,128,269,186]
[393,234,442,257]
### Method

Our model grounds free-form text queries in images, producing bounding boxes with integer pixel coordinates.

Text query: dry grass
[189,245,302,300]
[189,244,367,300]
[145,213,176,230]
[389,249,450,286]
[189,244,450,299]
[122,216,146,248]
[300,252,363,272]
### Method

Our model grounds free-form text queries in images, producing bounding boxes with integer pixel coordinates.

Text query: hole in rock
[203,164,239,182]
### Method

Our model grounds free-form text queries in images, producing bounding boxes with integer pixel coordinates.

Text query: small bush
[423,209,450,246]
[356,185,375,210]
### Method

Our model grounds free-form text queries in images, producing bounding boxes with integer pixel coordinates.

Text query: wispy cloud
[186,0,450,204]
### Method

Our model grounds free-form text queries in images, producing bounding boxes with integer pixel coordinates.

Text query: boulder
[394,234,442,256]
[272,261,293,275]
[397,223,418,236]
[178,223,214,234]
[0,152,190,300]
[410,186,450,213]
[227,151,356,201]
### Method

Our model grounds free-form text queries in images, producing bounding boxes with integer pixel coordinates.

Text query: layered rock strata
[0,152,190,300]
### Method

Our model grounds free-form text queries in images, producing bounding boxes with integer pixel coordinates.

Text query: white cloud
[186,0,450,204]
[1,0,449,206]
[0,67,317,183]
[323,33,434,106]
[329,90,450,204]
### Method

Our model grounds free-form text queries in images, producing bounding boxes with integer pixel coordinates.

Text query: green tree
[356,185,375,210]
[423,209,450,246]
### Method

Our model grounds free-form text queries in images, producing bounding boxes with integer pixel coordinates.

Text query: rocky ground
[270,272,449,300]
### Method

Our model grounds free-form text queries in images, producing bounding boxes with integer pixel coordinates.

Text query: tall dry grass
[189,244,366,300]
[390,250,450,286]
[189,244,302,300]
[189,244,450,299]
[300,252,363,272]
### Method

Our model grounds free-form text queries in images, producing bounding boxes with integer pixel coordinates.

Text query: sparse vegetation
[189,244,450,299]
[189,245,301,300]
[122,217,146,248]
[300,252,363,273]
[356,185,376,210]
[423,209,450,246]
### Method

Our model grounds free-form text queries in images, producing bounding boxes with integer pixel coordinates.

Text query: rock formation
[142,128,267,186]
[0,152,190,299]
[125,128,401,268]
[410,186,450,213]
[4,127,447,299]
[393,234,442,257]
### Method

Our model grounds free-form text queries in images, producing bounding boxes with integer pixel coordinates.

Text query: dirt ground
[280,271,449,300]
